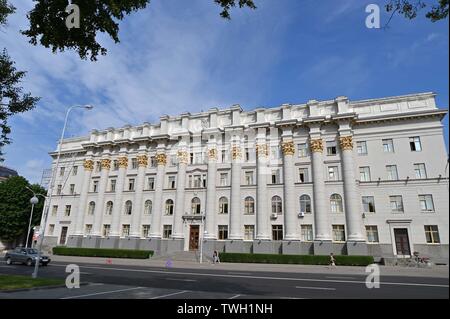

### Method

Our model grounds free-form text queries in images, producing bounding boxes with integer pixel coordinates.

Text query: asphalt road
[0,260,448,299]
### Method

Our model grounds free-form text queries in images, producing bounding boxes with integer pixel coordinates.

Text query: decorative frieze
[231,146,242,160]
[208,148,218,161]
[83,159,94,171]
[118,157,128,168]
[256,144,268,158]
[177,151,189,164]
[281,141,295,156]
[310,139,324,153]
[156,153,167,166]
[339,136,353,151]
[100,159,111,170]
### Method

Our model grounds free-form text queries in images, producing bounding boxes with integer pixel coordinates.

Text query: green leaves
[214,0,256,19]
[385,0,448,21]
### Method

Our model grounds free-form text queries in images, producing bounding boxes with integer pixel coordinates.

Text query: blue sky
[1,0,448,184]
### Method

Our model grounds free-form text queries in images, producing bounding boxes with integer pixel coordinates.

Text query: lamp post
[32,104,94,279]
[26,196,39,249]
[199,212,206,264]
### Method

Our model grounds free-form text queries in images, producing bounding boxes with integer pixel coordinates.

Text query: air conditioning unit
[271,213,278,219]
[298,212,305,218]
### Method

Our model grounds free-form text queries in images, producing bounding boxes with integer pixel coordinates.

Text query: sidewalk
[31,254,450,278]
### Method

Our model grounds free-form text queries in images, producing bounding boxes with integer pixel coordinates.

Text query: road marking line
[326,276,357,280]
[166,278,197,282]
[229,294,241,299]
[227,272,252,275]
[61,286,144,299]
[295,286,336,291]
[150,290,188,299]
[46,263,450,288]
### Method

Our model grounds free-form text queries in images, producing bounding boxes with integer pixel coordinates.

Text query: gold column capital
[156,153,167,166]
[83,159,94,171]
[208,148,218,161]
[281,141,295,156]
[256,144,268,158]
[100,159,111,170]
[118,156,128,168]
[177,151,189,164]
[137,154,148,167]
[231,146,242,160]
[310,139,324,153]
[339,136,353,151]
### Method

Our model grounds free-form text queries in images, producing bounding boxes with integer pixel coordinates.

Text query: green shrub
[219,253,374,266]
[52,247,154,259]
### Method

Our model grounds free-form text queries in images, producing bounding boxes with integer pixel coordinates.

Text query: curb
[0,282,89,293]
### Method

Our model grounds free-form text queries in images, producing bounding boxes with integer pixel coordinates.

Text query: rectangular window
[409,136,422,151]
[390,196,404,213]
[244,225,255,241]
[110,179,116,192]
[72,166,78,176]
[298,168,309,183]
[92,180,99,193]
[170,155,177,167]
[271,146,280,160]
[245,171,254,185]
[193,175,202,188]
[85,224,92,235]
[142,225,150,238]
[65,205,72,216]
[52,205,58,216]
[332,225,346,242]
[194,152,203,164]
[122,224,130,237]
[220,173,228,186]
[60,167,65,176]
[245,148,250,162]
[168,176,176,189]
[148,177,155,190]
[271,169,280,184]
[131,158,138,169]
[202,174,207,188]
[150,156,156,167]
[163,225,172,239]
[362,196,376,213]
[386,165,399,180]
[113,160,119,171]
[328,166,339,181]
[298,143,309,157]
[356,141,368,155]
[103,224,111,237]
[128,178,135,191]
[57,184,62,195]
[326,141,337,156]
[95,161,101,172]
[69,184,75,195]
[424,225,440,244]
[48,224,55,236]
[382,139,395,153]
[218,225,228,240]
[272,225,283,241]
[366,226,379,243]
[301,225,313,242]
[359,167,371,182]
[414,163,427,179]
[419,195,435,212]
[221,149,226,163]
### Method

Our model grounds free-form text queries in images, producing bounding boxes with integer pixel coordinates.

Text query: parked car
[4,248,51,266]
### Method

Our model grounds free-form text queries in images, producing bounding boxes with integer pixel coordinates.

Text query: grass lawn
[0,274,64,291]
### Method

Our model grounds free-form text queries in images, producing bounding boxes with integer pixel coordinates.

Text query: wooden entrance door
[394,228,411,256]
[189,225,199,251]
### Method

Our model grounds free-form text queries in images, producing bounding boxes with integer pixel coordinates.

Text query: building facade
[0,165,18,182]
[42,92,449,261]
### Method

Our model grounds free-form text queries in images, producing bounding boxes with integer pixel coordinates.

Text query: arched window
[300,195,312,214]
[219,197,228,214]
[88,201,96,215]
[244,197,255,215]
[272,196,282,215]
[191,197,201,215]
[165,199,174,215]
[105,201,113,215]
[144,200,152,215]
[330,194,343,213]
[125,200,133,215]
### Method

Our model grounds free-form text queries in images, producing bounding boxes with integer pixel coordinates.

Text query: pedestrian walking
[213,250,220,264]
[329,253,336,267]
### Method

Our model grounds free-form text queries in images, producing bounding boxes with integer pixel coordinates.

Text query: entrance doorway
[394,228,411,256]
[59,226,68,245]
[189,225,199,251]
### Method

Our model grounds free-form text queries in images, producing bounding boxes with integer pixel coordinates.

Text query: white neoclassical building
[41,92,449,261]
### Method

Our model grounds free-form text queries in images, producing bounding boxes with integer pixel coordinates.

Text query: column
[149,152,166,238]
[339,135,365,242]
[110,156,128,237]
[310,138,331,241]
[74,159,94,235]
[172,150,188,238]
[130,154,148,238]
[205,147,218,239]
[229,143,243,239]
[92,158,111,236]
[281,137,299,240]
[256,140,270,239]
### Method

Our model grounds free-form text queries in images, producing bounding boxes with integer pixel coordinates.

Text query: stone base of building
[313,240,333,255]
[67,235,83,248]
[282,241,315,255]
[253,240,282,254]
[346,241,368,256]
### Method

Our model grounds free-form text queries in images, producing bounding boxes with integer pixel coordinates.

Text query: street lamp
[199,212,206,264]
[32,104,94,279]
[26,196,39,249]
